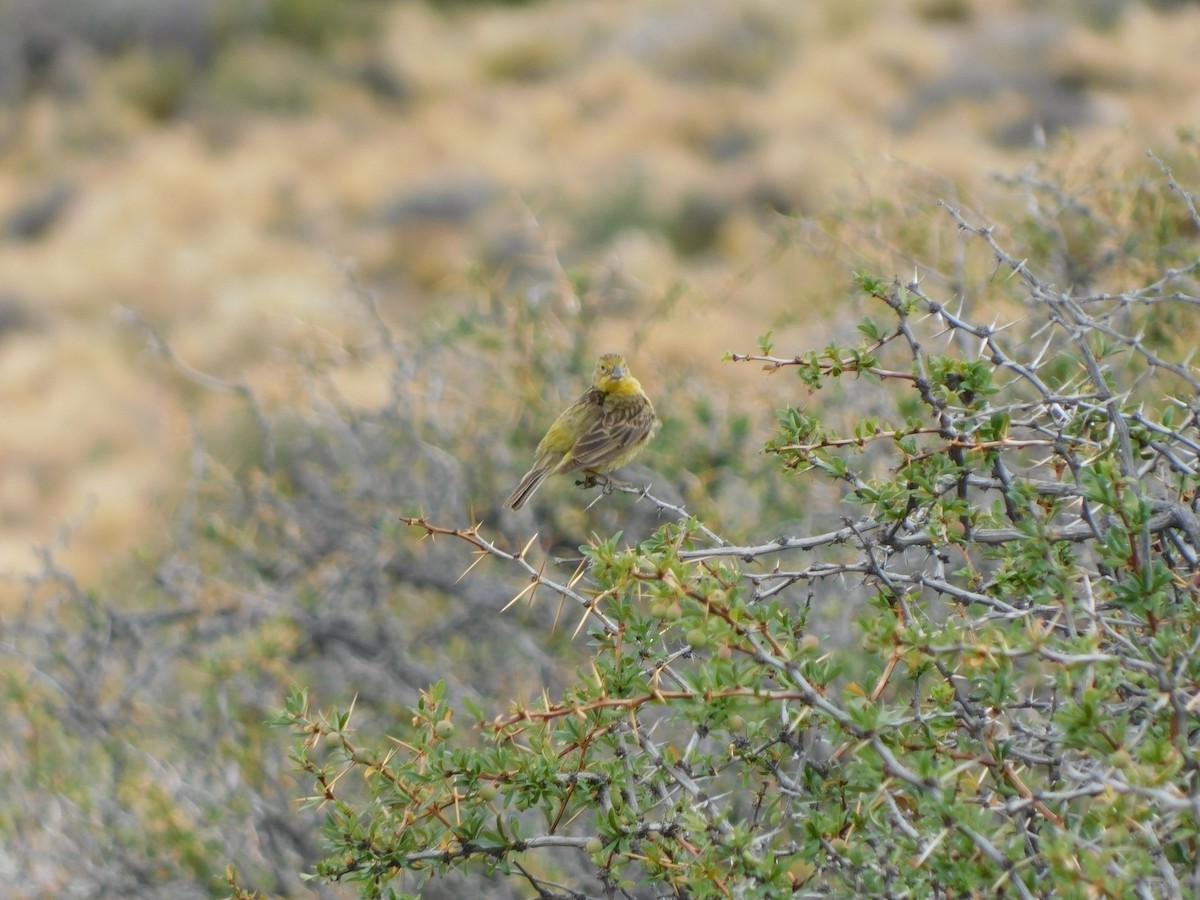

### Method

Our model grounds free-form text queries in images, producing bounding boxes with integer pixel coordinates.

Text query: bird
[505,353,660,510]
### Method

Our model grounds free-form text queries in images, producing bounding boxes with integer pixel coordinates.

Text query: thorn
[502,578,538,613]
[527,557,547,608]
[571,595,601,641]
[516,532,540,561]
[590,660,609,699]
[455,548,489,585]
[551,590,568,634]
[566,557,588,591]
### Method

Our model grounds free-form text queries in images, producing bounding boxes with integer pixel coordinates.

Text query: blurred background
[2,0,1197,584]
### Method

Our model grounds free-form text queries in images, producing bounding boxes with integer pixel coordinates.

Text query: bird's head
[592,352,638,394]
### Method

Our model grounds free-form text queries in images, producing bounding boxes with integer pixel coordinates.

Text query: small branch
[117,306,277,471]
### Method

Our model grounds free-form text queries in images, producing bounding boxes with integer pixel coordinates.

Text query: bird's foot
[577,472,641,497]
[577,472,611,493]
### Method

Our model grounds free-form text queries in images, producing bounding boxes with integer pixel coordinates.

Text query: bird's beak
[610,364,625,379]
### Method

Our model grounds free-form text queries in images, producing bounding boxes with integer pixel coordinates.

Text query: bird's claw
[577,472,613,493]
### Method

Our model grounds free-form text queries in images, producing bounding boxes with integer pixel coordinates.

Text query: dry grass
[0,0,1197,586]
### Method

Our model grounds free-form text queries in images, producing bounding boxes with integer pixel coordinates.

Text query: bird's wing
[563,399,657,472]
[534,387,605,456]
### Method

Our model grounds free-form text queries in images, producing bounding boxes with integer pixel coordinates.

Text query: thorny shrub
[263,151,1200,898]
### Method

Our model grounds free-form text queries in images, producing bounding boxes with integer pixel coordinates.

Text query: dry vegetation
[0,0,1197,582]
[1,0,1200,896]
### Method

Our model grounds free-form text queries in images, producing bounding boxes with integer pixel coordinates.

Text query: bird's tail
[505,464,553,510]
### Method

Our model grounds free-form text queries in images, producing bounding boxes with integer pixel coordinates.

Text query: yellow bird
[505,353,660,510]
